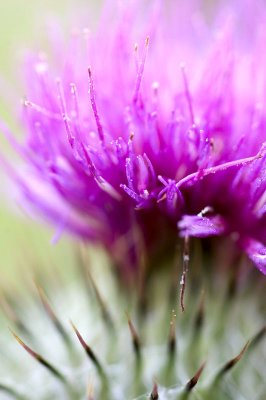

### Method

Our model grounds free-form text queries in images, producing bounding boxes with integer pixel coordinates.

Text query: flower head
[2,0,266,276]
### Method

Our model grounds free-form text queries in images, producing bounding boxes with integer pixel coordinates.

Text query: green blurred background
[0,0,101,288]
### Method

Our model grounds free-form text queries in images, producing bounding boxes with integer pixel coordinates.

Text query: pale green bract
[0,245,265,400]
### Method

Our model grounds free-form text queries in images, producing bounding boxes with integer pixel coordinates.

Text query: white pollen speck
[197,206,213,217]
[34,62,48,75]
[152,81,159,90]
[142,189,149,199]
[83,28,90,38]
[70,111,77,118]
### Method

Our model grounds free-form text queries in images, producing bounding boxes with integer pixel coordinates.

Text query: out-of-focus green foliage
[0,204,76,288]
[0,1,60,71]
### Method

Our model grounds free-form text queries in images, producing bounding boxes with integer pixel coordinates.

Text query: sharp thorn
[150,381,159,399]
[36,284,71,346]
[70,321,103,375]
[194,290,205,333]
[218,341,249,376]
[126,313,141,358]
[0,383,26,400]
[186,361,206,391]
[10,329,66,383]
[87,379,95,400]
[0,294,32,339]
[248,325,266,351]
[78,247,114,330]
[168,310,176,355]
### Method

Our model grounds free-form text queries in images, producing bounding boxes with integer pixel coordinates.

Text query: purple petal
[243,239,266,275]
[178,214,226,238]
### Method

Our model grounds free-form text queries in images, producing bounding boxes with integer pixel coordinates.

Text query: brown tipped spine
[36,284,71,346]
[78,247,114,330]
[248,325,266,351]
[70,321,103,374]
[150,382,159,399]
[168,311,177,355]
[11,330,66,383]
[194,290,205,333]
[127,314,141,358]
[218,341,249,376]
[185,361,206,391]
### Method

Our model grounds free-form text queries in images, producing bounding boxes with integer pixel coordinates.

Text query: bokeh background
[0,0,101,288]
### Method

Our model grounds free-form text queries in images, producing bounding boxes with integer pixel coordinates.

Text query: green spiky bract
[0,238,265,400]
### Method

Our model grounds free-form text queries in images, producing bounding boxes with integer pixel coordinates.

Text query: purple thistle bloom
[2,0,266,277]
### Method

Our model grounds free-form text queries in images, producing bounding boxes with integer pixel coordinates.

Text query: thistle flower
[1,0,266,278]
[0,3,266,398]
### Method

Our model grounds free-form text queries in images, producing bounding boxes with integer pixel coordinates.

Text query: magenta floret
[2,1,266,275]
